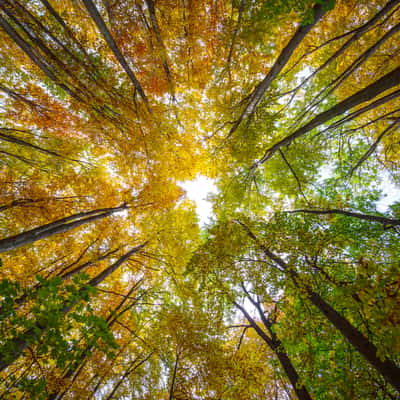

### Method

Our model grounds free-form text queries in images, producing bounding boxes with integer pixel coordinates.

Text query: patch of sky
[317,163,400,212]
[180,176,218,226]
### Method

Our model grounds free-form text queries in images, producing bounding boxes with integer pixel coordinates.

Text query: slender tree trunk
[236,220,400,392]
[319,88,400,135]
[0,84,47,110]
[0,243,146,372]
[47,281,143,400]
[253,66,400,167]
[0,131,84,164]
[349,118,400,176]
[293,22,400,127]
[0,12,82,101]
[0,204,126,253]
[81,0,150,109]
[104,352,153,400]
[286,0,400,98]
[7,247,120,313]
[144,0,175,98]
[234,302,313,400]
[285,208,400,226]
[304,287,400,393]
[228,0,331,137]
[38,0,95,66]
[169,349,180,400]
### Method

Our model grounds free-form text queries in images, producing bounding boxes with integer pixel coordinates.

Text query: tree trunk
[81,0,150,109]
[0,243,146,373]
[234,301,313,400]
[228,0,331,137]
[104,352,153,400]
[305,288,400,393]
[254,66,400,167]
[0,12,82,101]
[144,0,175,97]
[0,204,127,252]
[47,280,143,400]
[0,131,84,164]
[7,247,120,312]
[236,220,400,393]
[285,208,400,226]
[287,0,400,98]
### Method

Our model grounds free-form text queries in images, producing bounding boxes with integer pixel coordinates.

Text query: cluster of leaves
[0,0,399,399]
[0,273,117,370]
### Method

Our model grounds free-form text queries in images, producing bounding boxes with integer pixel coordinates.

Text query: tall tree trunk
[0,243,146,373]
[0,12,82,101]
[0,204,127,253]
[0,130,85,164]
[234,302,313,400]
[7,247,120,312]
[47,280,143,400]
[293,22,400,128]
[319,88,400,135]
[81,0,150,109]
[285,208,400,226]
[104,352,153,400]
[253,66,400,167]
[285,0,400,99]
[169,349,180,400]
[228,0,331,137]
[0,84,47,110]
[144,0,175,98]
[236,220,400,393]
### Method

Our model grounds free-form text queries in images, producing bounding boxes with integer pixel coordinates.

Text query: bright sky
[180,176,217,225]
[377,174,400,211]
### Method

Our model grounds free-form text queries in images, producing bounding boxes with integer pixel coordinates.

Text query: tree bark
[234,301,313,400]
[0,204,127,253]
[47,280,143,400]
[144,0,175,98]
[284,0,400,99]
[7,247,120,312]
[169,349,180,400]
[285,208,400,226]
[236,220,400,393]
[0,130,84,164]
[0,12,82,101]
[104,352,153,400]
[228,0,331,138]
[0,243,146,373]
[81,0,150,109]
[319,88,400,135]
[254,66,400,167]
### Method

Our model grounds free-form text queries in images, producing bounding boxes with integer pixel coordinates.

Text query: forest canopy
[0,0,399,398]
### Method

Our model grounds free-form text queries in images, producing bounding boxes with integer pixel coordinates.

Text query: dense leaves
[0,0,399,399]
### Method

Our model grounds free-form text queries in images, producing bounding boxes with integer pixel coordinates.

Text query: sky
[180,176,217,225]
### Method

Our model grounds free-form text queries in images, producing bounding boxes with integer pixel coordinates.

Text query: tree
[0,0,399,398]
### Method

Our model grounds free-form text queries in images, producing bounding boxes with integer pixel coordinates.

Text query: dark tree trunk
[0,204,127,252]
[0,243,146,373]
[47,280,143,400]
[234,301,313,400]
[285,208,400,226]
[144,0,175,97]
[81,0,150,109]
[0,13,82,101]
[254,66,400,167]
[228,0,331,137]
[236,220,400,393]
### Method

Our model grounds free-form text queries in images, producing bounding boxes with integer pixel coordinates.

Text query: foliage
[0,0,399,398]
